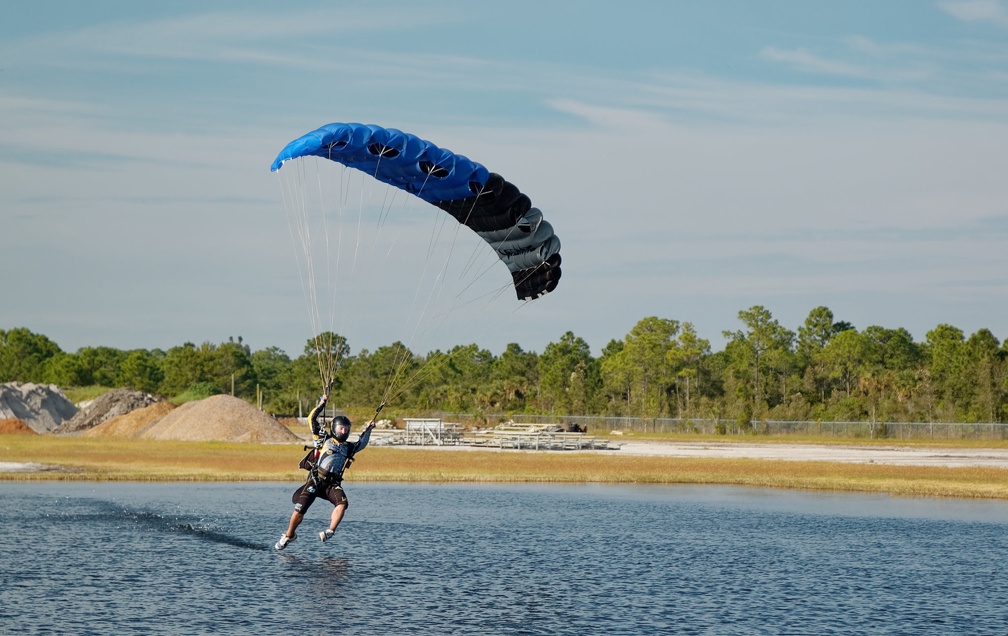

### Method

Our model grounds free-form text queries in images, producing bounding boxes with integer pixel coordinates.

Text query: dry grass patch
[2,435,1007,499]
[0,435,303,481]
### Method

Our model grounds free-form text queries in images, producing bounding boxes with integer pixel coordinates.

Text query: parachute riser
[369,400,386,426]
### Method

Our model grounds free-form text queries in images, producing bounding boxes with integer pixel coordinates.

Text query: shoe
[319,529,334,542]
[274,532,297,551]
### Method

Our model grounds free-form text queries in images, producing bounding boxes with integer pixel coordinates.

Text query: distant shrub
[171,382,220,405]
[62,385,115,404]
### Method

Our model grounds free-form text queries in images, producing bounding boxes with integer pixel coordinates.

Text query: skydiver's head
[331,415,351,442]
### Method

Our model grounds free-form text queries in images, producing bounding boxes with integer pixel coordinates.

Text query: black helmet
[331,415,352,442]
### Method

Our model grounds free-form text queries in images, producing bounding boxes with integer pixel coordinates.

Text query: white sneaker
[319,529,334,542]
[274,532,297,551]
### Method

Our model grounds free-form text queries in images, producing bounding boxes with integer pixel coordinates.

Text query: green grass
[61,386,115,404]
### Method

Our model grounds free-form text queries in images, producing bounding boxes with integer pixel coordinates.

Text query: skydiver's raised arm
[309,393,328,443]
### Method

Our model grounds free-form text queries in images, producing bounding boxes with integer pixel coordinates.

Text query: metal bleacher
[368,420,620,451]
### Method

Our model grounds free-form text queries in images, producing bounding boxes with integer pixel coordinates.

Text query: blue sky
[2,1,1007,359]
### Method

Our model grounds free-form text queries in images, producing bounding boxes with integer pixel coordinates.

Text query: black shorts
[292,481,348,514]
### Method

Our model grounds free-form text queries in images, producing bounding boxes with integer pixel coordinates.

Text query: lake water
[2,482,1007,635]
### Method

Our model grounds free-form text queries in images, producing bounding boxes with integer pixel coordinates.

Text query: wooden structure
[404,418,465,445]
[368,420,619,451]
[466,423,619,451]
[369,418,464,446]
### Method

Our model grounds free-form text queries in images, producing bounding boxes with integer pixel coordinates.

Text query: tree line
[2,305,1007,423]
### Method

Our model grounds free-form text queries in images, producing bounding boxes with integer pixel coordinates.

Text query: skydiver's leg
[323,486,349,534]
[284,509,304,538]
[327,503,347,532]
[285,482,317,538]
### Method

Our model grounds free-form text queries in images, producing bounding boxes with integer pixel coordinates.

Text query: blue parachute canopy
[271,122,561,300]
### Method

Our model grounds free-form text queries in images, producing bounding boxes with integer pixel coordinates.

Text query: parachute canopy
[271,122,561,300]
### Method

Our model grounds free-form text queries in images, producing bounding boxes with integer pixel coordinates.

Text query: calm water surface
[2,482,1007,635]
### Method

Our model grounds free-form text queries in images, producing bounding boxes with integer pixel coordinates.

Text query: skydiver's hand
[313,438,324,450]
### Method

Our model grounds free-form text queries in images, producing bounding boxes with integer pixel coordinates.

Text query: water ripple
[2,482,1007,635]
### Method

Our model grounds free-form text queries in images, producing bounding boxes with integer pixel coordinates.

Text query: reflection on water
[2,482,1007,635]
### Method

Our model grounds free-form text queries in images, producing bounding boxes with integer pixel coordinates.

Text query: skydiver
[274,393,375,550]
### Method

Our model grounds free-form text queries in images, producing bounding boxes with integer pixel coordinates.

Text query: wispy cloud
[0,6,463,71]
[939,0,1008,27]
[758,32,1008,102]
[760,46,872,79]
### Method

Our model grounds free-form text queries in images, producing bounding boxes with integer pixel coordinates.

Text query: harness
[320,442,353,484]
[298,398,382,491]
[302,438,356,488]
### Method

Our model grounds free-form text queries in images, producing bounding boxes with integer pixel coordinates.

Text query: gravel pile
[58,388,160,434]
[82,401,177,438]
[0,418,37,434]
[0,382,77,433]
[134,394,300,443]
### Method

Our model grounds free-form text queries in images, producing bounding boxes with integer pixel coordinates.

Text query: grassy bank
[2,434,1007,499]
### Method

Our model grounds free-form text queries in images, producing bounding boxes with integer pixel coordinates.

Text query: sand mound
[59,388,161,434]
[137,394,300,443]
[0,418,37,434]
[0,382,77,433]
[82,401,177,438]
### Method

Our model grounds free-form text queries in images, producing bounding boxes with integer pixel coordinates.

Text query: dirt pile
[82,401,177,438]
[0,382,77,433]
[0,418,37,434]
[136,394,300,443]
[59,388,161,434]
